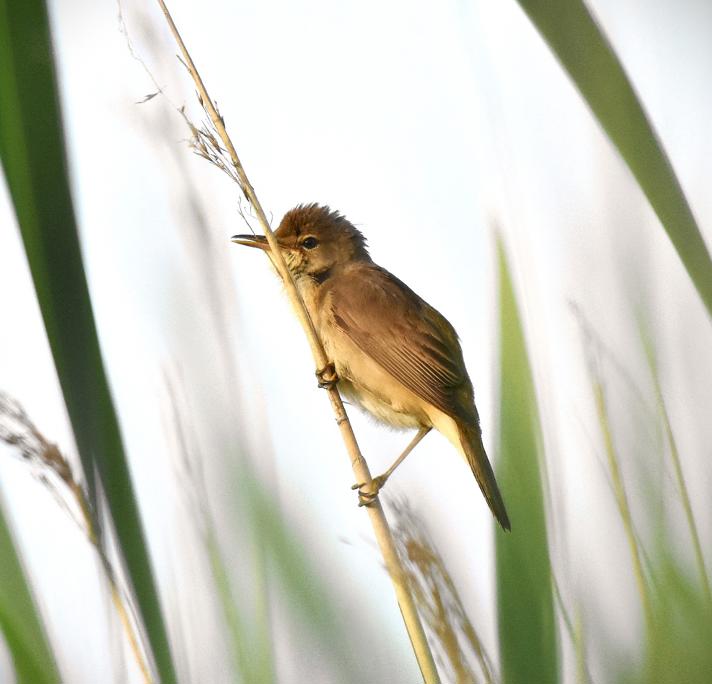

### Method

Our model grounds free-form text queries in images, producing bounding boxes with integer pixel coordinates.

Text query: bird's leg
[315,362,338,390]
[352,427,431,506]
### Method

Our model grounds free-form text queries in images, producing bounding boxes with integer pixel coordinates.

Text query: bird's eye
[302,236,319,250]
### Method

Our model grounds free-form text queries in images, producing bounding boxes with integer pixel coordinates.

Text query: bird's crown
[274,204,371,276]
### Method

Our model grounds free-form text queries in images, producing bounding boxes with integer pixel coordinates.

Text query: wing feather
[327,264,510,529]
[328,265,473,420]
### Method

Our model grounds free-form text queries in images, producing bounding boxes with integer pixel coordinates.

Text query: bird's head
[232,204,370,279]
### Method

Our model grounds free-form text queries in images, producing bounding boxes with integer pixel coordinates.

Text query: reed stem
[154,2,440,680]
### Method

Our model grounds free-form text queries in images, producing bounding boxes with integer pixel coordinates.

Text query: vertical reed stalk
[591,377,654,632]
[648,370,712,606]
[153,2,439,680]
[71,482,154,684]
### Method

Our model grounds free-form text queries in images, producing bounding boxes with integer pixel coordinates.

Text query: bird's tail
[458,422,511,531]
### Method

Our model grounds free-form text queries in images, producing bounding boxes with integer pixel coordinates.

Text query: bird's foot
[351,475,387,507]
[316,362,338,390]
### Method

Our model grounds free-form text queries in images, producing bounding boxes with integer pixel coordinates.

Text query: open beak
[231,234,270,250]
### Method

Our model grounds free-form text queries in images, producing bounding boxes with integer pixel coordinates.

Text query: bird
[232,203,510,530]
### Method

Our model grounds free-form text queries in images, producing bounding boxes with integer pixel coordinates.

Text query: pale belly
[321,322,431,430]
[337,376,423,429]
[296,274,461,445]
[330,339,465,458]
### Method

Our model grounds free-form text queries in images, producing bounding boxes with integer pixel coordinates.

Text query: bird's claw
[351,475,387,507]
[316,362,338,390]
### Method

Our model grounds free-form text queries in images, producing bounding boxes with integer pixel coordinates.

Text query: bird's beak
[231,234,270,250]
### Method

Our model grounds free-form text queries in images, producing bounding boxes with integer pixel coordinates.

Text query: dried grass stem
[153,1,439,680]
[0,393,154,684]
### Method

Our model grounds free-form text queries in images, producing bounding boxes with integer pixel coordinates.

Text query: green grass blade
[551,576,593,684]
[589,375,653,630]
[515,0,712,317]
[640,335,712,607]
[204,527,273,684]
[0,2,177,680]
[495,238,558,684]
[245,476,363,684]
[0,496,60,684]
[615,552,712,684]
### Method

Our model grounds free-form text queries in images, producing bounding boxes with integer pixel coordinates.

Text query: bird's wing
[327,265,473,419]
[329,264,510,530]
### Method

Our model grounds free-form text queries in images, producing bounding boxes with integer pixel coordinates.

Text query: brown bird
[233,204,510,530]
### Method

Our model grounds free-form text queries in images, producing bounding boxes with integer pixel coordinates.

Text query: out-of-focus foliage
[582,331,712,684]
[0,0,177,680]
[0,496,60,684]
[495,238,559,684]
[516,0,712,317]
[621,553,712,684]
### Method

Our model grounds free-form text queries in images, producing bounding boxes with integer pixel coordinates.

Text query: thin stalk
[573,609,591,684]
[591,377,654,632]
[153,2,439,681]
[649,373,712,606]
[551,576,593,684]
[71,482,154,684]
[0,394,153,684]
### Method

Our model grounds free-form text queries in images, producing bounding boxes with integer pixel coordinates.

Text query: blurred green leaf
[616,552,712,684]
[495,238,558,684]
[0,1,177,680]
[245,474,363,684]
[516,0,712,317]
[640,331,712,606]
[589,371,654,631]
[0,495,60,684]
[204,522,276,684]
[645,556,712,684]
[207,473,367,684]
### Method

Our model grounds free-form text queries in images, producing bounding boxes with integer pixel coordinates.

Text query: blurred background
[1,0,711,682]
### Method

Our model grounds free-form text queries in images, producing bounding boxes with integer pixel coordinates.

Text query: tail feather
[458,422,510,531]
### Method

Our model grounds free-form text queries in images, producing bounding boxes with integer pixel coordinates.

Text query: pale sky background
[1,0,711,682]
